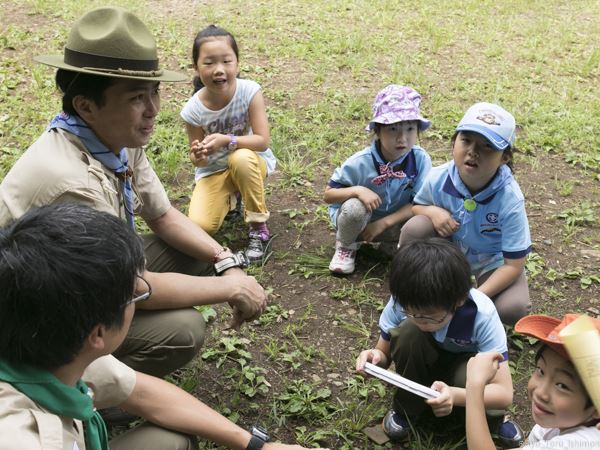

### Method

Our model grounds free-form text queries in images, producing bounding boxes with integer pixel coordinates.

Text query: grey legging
[399,215,531,326]
[336,198,403,249]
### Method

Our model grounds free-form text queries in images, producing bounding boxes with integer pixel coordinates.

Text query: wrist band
[213,247,230,263]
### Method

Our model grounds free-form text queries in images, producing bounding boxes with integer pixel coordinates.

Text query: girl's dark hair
[390,238,472,311]
[55,69,115,116]
[451,131,515,172]
[191,25,239,94]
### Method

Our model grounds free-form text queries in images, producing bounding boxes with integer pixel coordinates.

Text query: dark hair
[0,203,145,369]
[390,238,472,311]
[191,25,239,94]
[55,69,115,116]
[534,344,595,410]
[451,131,515,172]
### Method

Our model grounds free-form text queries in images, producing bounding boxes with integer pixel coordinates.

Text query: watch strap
[245,435,266,450]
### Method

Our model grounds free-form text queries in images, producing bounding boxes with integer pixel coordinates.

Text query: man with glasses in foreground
[356,238,522,447]
[0,203,326,450]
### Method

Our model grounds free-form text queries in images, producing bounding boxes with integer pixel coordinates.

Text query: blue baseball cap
[455,102,516,151]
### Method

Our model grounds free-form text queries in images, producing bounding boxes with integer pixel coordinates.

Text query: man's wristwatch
[213,250,249,275]
[245,426,270,450]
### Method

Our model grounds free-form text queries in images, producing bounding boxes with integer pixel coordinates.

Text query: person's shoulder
[237,78,261,97]
[0,382,54,450]
[470,288,500,318]
[411,145,430,159]
[338,146,372,167]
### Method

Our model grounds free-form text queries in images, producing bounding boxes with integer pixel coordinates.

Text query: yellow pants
[188,148,269,235]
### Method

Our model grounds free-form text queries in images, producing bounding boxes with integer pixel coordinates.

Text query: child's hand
[361,218,388,242]
[190,139,209,166]
[426,381,453,417]
[356,348,388,374]
[199,133,230,154]
[429,206,460,237]
[466,352,504,388]
[354,186,381,213]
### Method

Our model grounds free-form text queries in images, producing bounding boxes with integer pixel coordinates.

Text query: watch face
[252,426,270,441]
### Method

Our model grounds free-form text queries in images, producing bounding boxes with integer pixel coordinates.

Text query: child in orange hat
[465,314,600,449]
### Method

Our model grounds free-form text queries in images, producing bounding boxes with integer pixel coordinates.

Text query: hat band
[65,47,159,72]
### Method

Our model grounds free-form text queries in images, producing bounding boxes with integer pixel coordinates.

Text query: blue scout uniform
[379,288,508,360]
[328,141,431,226]
[413,161,532,276]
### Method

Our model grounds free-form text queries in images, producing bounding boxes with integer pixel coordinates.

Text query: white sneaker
[329,241,358,274]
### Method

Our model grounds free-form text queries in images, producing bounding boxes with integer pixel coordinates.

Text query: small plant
[258,303,290,326]
[275,380,335,423]
[225,360,271,398]
[525,252,545,279]
[555,202,598,235]
[201,336,252,368]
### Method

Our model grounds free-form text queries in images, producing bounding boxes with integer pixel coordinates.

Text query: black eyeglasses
[403,309,453,325]
[126,276,152,306]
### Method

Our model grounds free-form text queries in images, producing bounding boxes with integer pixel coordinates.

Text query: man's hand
[354,186,381,213]
[426,381,453,417]
[428,206,459,237]
[466,352,504,388]
[224,272,267,330]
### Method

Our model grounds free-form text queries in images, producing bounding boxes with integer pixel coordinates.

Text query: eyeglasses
[403,309,453,325]
[126,276,152,306]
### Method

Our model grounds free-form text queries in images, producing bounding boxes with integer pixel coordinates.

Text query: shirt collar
[370,141,418,179]
[446,295,478,342]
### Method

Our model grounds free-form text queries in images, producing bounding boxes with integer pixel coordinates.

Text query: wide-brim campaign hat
[34,6,186,82]
[515,314,600,360]
[455,102,516,151]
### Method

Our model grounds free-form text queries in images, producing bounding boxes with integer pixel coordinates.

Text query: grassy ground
[1,1,599,449]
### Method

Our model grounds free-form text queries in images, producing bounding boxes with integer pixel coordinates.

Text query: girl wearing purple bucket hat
[324,85,432,274]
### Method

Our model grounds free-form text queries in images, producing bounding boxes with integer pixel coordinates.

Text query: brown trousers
[112,234,211,378]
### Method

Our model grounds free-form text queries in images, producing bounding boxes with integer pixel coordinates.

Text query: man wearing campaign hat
[0,7,266,381]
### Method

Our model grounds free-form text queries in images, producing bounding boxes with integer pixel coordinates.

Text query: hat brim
[455,124,510,151]
[366,117,431,132]
[515,315,569,359]
[34,54,187,82]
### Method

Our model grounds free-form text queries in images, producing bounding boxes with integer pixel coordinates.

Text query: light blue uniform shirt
[413,161,532,276]
[379,288,508,360]
[328,141,431,226]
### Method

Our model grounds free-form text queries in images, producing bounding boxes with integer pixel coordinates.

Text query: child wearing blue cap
[324,85,432,274]
[401,103,531,325]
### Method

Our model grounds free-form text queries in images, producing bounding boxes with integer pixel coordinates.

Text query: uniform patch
[486,212,498,223]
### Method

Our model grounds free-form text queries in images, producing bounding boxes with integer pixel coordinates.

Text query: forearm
[323,186,361,204]
[374,337,391,368]
[411,204,439,218]
[234,134,269,152]
[478,259,524,299]
[147,206,223,262]
[465,381,497,450]
[378,203,414,228]
[451,363,513,409]
[450,383,512,409]
[137,270,237,309]
[121,372,252,450]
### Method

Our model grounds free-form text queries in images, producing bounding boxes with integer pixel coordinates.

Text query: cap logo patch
[476,113,501,126]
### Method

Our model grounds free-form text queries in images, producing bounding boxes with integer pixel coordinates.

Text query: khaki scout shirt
[0,355,136,450]
[0,128,171,227]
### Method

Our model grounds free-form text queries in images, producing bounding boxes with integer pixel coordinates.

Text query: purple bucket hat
[367,85,431,132]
